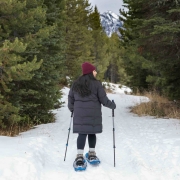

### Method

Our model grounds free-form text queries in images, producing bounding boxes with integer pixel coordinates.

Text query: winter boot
[85,151,100,165]
[73,154,87,171]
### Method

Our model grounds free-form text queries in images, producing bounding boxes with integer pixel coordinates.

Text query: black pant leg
[77,134,87,149]
[88,134,96,148]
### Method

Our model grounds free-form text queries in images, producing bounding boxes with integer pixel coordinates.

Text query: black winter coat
[68,80,116,134]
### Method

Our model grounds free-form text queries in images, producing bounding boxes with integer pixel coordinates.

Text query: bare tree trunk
[111,64,116,83]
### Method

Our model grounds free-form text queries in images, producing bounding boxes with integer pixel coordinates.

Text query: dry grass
[131,90,180,119]
[102,83,114,93]
[0,124,34,137]
[0,117,55,137]
[105,88,114,93]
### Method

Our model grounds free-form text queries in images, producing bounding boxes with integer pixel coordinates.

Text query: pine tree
[105,33,128,84]
[0,0,64,128]
[138,0,180,98]
[119,0,154,92]
[120,0,180,97]
[65,0,94,80]
[0,0,45,128]
[25,0,66,123]
[89,6,110,80]
[0,38,42,128]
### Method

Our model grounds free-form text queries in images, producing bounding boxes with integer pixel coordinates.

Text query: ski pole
[64,111,73,161]
[112,100,116,167]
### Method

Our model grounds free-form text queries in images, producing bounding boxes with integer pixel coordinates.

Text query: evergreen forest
[0,0,180,133]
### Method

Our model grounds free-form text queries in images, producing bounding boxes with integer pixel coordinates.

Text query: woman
[68,62,116,171]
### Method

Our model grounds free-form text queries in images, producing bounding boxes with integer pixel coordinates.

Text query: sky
[1,84,180,179]
[89,0,124,15]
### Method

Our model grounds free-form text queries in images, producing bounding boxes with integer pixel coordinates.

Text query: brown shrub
[131,90,180,119]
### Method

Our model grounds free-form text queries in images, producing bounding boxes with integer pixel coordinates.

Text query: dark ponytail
[72,73,97,97]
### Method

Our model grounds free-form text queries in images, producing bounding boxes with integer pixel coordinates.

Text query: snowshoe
[85,151,100,165]
[73,155,87,171]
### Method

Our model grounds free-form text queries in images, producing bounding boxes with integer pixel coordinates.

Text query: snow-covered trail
[1,87,180,180]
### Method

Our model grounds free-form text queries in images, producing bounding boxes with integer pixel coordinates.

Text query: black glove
[112,101,116,109]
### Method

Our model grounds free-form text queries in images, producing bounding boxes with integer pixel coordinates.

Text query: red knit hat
[81,62,96,75]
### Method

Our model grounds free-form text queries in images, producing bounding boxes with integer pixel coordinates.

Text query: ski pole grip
[71,111,73,117]
[112,100,114,117]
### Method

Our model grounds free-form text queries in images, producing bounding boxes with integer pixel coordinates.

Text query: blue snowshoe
[73,155,87,171]
[85,151,100,165]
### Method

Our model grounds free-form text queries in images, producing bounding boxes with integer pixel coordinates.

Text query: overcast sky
[88,0,124,15]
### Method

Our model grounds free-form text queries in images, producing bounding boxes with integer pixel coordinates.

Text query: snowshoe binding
[73,154,87,171]
[85,151,100,165]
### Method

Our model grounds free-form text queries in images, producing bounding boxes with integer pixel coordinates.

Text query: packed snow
[102,82,132,94]
[1,84,180,180]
